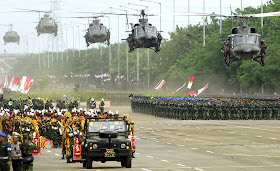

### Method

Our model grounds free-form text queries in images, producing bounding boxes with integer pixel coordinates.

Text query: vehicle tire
[86,157,92,169]
[121,160,125,167]
[83,160,86,167]
[125,155,132,168]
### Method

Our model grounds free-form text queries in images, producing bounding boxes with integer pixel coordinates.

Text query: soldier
[260,40,268,66]
[0,132,11,171]
[89,98,96,110]
[20,134,37,171]
[11,132,21,171]
[99,99,105,114]
[221,42,230,67]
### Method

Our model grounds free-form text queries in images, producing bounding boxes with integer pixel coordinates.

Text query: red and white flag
[194,83,208,97]
[173,82,187,94]
[187,75,194,89]
[155,80,166,91]
[19,76,34,94]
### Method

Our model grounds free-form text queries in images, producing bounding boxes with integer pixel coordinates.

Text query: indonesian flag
[19,76,34,94]
[104,78,110,82]
[187,75,194,89]
[185,90,196,96]
[194,83,208,97]
[9,77,20,92]
[155,80,166,91]
[0,83,3,94]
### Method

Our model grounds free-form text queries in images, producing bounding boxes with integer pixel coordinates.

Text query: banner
[19,76,34,94]
[73,144,82,161]
[32,138,41,155]
[173,82,187,94]
[185,90,196,96]
[187,75,194,89]
[155,80,166,91]
[194,83,208,97]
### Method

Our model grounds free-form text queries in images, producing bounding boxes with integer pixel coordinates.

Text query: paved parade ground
[33,106,280,171]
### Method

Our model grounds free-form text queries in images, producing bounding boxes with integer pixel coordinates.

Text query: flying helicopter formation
[1,6,280,67]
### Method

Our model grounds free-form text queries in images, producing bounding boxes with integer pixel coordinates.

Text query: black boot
[67,158,72,163]
[61,154,65,159]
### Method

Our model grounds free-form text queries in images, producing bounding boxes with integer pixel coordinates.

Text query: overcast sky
[0,0,270,53]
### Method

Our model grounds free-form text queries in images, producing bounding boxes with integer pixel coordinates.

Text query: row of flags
[0,76,34,94]
[153,75,209,97]
[94,73,109,78]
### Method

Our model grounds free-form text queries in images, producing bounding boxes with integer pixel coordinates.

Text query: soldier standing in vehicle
[0,132,11,171]
[99,99,105,114]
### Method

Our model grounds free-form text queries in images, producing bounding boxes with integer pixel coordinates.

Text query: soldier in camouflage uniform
[20,134,37,171]
[0,132,11,171]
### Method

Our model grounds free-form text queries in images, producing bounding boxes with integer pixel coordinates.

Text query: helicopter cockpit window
[137,27,144,35]
[234,35,245,46]
[100,26,107,32]
[247,35,258,45]
[89,26,99,34]
[146,26,157,34]
[48,20,55,24]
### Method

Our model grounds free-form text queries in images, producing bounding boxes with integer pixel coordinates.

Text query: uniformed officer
[99,99,105,114]
[0,132,11,171]
[11,132,21,171]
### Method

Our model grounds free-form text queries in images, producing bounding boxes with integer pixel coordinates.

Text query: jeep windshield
[88,120,126,133]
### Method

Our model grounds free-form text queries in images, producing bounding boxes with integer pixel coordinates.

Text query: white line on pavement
[206,151,214,154]
[136,153,140,155]
[256,136,262,138]
[222,153,280,158]
[177,164,186,167]
[194,168,204,171]
[161,160,168,162]
[228,132,235,134]
[47,150,51,153]
[177,144,184,147]
[269,137,277,140]
[142,168,151,171]
[146,156,154,159]
[191,148,198,150]
[55,154,60,156]
[166,142,171,144]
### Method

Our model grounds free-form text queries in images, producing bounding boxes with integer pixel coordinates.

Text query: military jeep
[82,117,132,169]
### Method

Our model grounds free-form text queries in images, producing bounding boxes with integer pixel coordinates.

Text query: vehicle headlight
[121,143,126,149]
[92,144,98,149]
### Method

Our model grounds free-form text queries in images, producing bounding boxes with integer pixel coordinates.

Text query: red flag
[185,90,196,96]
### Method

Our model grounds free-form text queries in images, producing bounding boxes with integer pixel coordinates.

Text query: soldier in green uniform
[0,132,11,171]
[20,134,37,171]
[99,99,105,114]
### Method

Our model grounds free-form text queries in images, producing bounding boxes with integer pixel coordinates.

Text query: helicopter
[13,9,58,36]
[126,10,162,52]
[84,17,110,46]
[36,13,58,36]
[2,24,20,45]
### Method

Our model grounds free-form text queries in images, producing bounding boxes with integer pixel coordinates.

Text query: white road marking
[161,160,168,162]
[217,130,223,132]
[146,156,154,159]
[228,132,235,134]
[177,164,186,167]
[269,137,277,140]
[165,131,170,133]
[191,148,198,150]
[206,151,214,154]
[47,150,51,153]
[168,124,173,126]
[198,165,280,169]
[136,153,140,155]
[142,168,151,171]
[178,125,181,127]
[186,126,190,128]
[166,142,171,144]
[177,144,184,147]
[256,136,263,138]
[242,133,247,135]
[194,168,204,171]
[55,154,60,156]
[222,153,280,158]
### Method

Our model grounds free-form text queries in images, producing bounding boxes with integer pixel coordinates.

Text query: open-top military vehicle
[82,117,132,169]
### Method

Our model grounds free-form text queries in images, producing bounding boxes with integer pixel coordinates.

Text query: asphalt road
[32,106,280,171]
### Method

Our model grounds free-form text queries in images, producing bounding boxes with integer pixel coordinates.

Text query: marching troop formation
[131,96,280,120]
[0,97,135,171]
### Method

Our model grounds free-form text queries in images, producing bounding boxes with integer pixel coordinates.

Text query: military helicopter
[2,24,20,45]
[36,13,58,36]
[13,9,58,36]
[84,17,110,46]
[126,10,162,52]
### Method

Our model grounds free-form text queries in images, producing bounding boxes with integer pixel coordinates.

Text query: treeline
[12,0,280,94]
